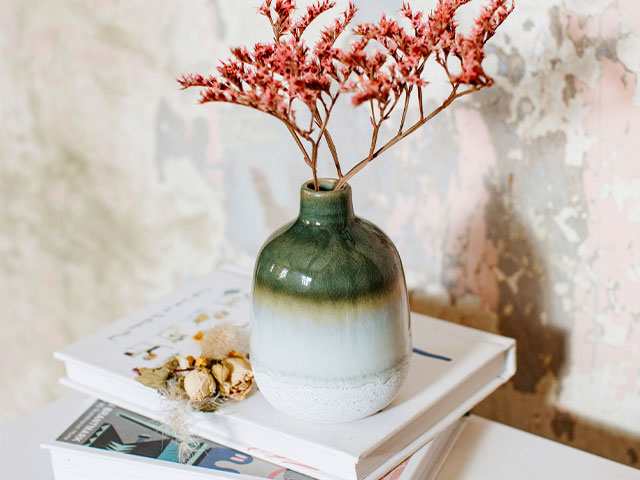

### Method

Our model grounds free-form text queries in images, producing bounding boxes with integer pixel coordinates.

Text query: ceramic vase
[250,179,412,423]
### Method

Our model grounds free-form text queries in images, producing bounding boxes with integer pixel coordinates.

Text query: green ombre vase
[250,179,412,423]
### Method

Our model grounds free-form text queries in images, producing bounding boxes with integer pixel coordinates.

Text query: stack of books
[44,266,516,480]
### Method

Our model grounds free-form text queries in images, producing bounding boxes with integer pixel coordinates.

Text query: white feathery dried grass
[159,378,227,462]
[200,323,242,360]
[159,378,198,462]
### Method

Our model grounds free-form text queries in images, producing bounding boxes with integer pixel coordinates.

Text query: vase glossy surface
[250,179,412,423]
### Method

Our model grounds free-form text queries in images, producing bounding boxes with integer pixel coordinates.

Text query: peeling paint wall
[2,0,639,467]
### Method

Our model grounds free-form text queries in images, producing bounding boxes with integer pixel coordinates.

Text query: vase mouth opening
[302,178,350,194]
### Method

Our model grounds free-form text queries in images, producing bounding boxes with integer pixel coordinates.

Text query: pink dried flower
[291,0,336,41]
[179,0,514,191]
[453,0,515,85]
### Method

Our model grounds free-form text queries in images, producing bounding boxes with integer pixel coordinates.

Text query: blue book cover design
[57,400,314,479]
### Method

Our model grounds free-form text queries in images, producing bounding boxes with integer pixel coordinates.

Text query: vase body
[250,179,412,423]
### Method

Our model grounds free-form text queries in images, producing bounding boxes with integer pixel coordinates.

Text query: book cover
[55,266,515,480]
[53,399,313,478]
[43,397,466,480]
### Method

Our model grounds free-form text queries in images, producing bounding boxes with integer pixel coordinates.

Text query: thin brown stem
[283,122,313,168]
[368,102,384,156]
[315,95,337,145]
[438,53,454,83]
[265,12,280,42]
[382,92,401,121]
[376,85,474,157]
[308,95,339,190]
[314,106,342,178]
[418,86,424,119]
[308,108,315,132]
[203,99,316,172]
[397,87,412,135]
[324,129,342,178]
[369,99,377,126]
[335,85,478,190]
[311,143,319,190]
[369,124,381,157]
[319,96,329,116]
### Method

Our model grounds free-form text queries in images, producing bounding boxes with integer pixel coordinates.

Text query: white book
[41,396,468,480]
[55,266,515,480]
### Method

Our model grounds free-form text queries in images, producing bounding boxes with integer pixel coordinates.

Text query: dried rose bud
[211,355,254,400]
[183,368,216,401]
[176,355,191,370]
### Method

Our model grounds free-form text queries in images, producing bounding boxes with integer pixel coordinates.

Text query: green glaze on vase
[251,179,412,423]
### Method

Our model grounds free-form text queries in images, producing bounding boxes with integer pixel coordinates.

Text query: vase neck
[297,179,354,227]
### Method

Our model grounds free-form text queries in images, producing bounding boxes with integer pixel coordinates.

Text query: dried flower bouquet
[179,0,513,190]
[133,323,254,459]
[134,323,254,412]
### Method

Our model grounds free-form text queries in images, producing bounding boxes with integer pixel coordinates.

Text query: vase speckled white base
[253,362,410,424]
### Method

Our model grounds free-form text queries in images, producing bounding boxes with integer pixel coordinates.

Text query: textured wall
[2,0,639,467]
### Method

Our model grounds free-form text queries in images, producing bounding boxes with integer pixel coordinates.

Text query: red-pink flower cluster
[179,0,513,116]
[340,0,513,107]
[178,0,513,189]
[179,0,357,138]
[453,0,514,84]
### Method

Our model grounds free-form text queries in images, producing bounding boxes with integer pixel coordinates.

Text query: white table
[436,415,639,479]
[2,392,638,479]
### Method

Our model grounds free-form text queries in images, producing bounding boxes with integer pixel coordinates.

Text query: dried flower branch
[179,0,514,190]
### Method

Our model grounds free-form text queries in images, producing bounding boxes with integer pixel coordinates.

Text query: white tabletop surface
[1,392,638,480]
[436,415,639,480]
